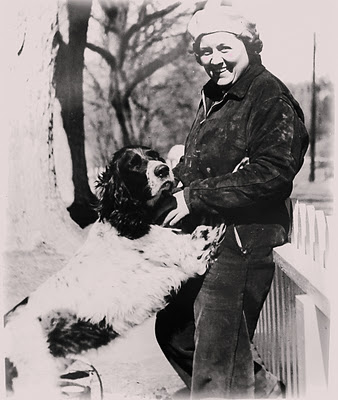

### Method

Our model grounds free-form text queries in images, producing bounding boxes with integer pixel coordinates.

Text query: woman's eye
[219,46,231,53]
[199,49,212,56]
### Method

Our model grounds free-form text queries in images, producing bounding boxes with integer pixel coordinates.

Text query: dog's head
[95,146,175,239]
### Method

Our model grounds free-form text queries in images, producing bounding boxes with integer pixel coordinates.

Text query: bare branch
[126,8,189,62]
[126,2,181,42]
[137,1,148,23]
[118,2,181,67]
[98,0,129,35]
[131,94,149,113]
[84,66,108,106]
[85,101,103,109]
[131,28,187,61]
[86,42,117,70]
[124,33,188,99]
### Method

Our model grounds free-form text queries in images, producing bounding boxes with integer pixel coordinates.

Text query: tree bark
[111,87,134,147]
[6,1,85,254]
[54,0,97,228]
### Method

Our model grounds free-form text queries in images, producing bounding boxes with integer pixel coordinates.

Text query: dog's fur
[4,146,225,399]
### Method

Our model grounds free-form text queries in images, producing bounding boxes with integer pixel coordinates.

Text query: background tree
[54,0,97,228]
[85,0,193,151]
[136,55,206,155]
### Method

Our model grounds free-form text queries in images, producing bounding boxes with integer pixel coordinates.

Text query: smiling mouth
[213,67,228,75]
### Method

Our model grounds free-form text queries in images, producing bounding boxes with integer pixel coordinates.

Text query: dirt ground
[84,317,185,400]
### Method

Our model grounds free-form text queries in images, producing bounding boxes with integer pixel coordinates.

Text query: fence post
[295,294,328,398]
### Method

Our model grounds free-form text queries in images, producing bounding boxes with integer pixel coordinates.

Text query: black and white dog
[4,146,226,399]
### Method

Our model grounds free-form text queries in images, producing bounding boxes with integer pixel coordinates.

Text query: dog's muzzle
[147,161,175,197]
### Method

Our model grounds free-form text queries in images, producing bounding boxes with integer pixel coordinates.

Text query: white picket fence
[254,200,333,398]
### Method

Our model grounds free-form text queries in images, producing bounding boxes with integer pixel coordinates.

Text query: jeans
[155,225,276,399]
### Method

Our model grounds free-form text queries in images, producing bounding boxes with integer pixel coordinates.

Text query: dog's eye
[146,150,166,163]
[146,150,159,160]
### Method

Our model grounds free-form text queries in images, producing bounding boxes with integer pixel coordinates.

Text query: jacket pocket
[233,223,287,255]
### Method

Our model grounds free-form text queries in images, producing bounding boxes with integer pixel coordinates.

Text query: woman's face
[198,32,249,87]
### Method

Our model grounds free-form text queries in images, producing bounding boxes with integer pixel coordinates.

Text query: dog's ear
[95,162,151,239]
[95,165,118,222]
[95,160,136,219]
[107,208,151,240]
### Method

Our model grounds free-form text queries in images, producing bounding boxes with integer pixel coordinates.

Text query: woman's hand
[163,190,190,226]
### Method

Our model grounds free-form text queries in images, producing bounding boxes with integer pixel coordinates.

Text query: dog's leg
[5,308,61,400]
[126,224,225,276]
[181,224,227,275]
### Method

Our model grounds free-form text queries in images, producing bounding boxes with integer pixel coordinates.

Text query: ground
[2,155,334,399]
[84,318,185,400]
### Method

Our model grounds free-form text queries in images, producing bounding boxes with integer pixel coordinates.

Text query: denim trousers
[155,225,276,399]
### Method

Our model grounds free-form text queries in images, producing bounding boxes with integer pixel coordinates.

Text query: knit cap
[187,0,259,43]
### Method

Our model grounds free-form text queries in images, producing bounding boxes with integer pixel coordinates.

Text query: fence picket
[314,210,327,268]
[291,201,300,247]
[305,205,316,260]
[298,203,308,254]
[325,216,334,269]
[255,200,331,397]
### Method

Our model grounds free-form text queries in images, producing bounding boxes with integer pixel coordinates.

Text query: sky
[236,0,336,83]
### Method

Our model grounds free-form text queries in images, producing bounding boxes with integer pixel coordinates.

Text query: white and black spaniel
[4,146,226,400]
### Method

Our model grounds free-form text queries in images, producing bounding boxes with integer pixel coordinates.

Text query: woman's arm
[183,97,309,215]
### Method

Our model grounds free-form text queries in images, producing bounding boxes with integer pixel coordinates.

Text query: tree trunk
[54,0,97,228]
[6,1,85,255]
[111,91,134,147]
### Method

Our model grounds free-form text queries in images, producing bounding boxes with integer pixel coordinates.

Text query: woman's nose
[210,51,224,66]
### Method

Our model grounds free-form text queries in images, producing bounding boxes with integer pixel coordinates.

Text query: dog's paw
[191,225,213,242]
[190,224,227,274]
[192,224,225,243]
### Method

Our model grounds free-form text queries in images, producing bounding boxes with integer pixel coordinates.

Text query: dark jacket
[174,61,309,247]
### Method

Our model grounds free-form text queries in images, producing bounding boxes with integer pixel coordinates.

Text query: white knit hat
[188,0,258,43]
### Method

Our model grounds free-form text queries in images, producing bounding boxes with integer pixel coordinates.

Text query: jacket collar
[202,60,266,102]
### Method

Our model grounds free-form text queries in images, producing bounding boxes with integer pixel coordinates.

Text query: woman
[155,2,309,399]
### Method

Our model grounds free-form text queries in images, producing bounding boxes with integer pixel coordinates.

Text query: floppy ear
[95,163,151,240]
[95,165,118,222]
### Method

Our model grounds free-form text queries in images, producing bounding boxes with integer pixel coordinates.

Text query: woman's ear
[194,53,202,65]
[192,40,202,65]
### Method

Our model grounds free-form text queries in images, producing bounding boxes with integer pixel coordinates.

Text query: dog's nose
[154,164,170,178]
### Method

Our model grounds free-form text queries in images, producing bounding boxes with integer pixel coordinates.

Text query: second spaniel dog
[4,146,226,399]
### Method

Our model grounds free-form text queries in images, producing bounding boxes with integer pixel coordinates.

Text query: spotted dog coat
[4,146,225,400]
